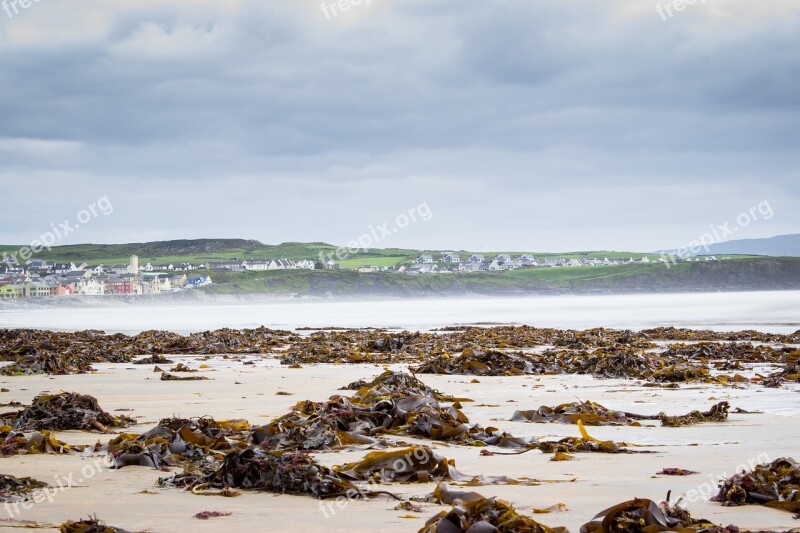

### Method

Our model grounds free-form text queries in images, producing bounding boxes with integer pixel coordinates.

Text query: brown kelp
[762,349,800,388]
[511,401,659,426]
[712,457,800,513]
[413,348,533,376]
[659,402,729,427]
[420,482,567,533]
[579,496,723,533]
[160,372,209,381]
[103,416,251,469]
[537,421,641,455]
[0,474,47,502]
[511,401,732,428]
[60,517,135,533]
[251,370,536,451]
[280,329,424,365]
[2,392,134,432]
[158,448,369,499]
[2,325,797,381]
[0,426,83,455]
[342,369,444,399]
[334,446,553,486]
[0,327,296,375]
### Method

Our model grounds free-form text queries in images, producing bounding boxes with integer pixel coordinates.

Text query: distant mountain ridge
[704,233,800,257]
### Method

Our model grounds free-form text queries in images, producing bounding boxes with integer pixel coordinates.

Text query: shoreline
[2,291,799,335]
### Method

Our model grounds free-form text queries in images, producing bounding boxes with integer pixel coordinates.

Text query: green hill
[5,239,663,268]
[201,257,800,296]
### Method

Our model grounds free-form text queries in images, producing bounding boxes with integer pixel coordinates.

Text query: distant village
[362,252,719,274]
[0,251,721,299]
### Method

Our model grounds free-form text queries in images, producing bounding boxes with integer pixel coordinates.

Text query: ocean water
[1,291,798,334]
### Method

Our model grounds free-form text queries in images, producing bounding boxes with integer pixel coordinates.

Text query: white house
[295,259,315,270]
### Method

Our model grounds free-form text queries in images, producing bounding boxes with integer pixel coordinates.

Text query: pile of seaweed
[423,485,771,533]
[579,495,734,533]
[2,392,134,432]
[511,401,659,426]
[0,473,47,502]
[531,346,710,382]
[511,401,730,428]
[342,369,443,399]
[659,341,787,362]
[638,326,799,343]
[534,420,642,457]
[712,457,800,513]
[60,517,135,533]
[103,416,251,469]
[762,350,800,388]
[659,401,729,427]
[447,326,657,351]
[420,483,567,533]
[159,448,364,499]
[251,370,536,451]
[334,445,551,486]
[2,325,797,378]
[0,327,296,375]
[279,329,427,365]
[413,348,533,376]
[0,426,83,455]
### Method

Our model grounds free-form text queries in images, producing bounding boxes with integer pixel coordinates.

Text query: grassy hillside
[2,238,666,268]
[200,257,800,296]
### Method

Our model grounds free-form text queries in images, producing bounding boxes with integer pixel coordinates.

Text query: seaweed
[0,426,83,455]
[0,474,47,502]
[659,402,729,427]
[342,369,443,399]
[511,401,659,426]
[60,517,135,533]
[279,329,423,365]
[762,350,800,388]
[251,371,534,451]
[159,448,369,499]
[657,468,699,476]
[420,483,567,533]
[0,327,296,375]
[2,392,134,432]
[579,495,722,533]
[712,457,800,513]
[133,354,174,364]
[334,446,554,486]
[413,348,533,376]
[1,326,795,382]
[103,416,251,469]
[194,511,232,519]
[511,401,731,428]
[169,363,197,372]
[160,372,209,381]
[536,421,640,455]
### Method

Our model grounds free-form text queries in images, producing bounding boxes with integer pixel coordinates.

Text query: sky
[0,0,798,253]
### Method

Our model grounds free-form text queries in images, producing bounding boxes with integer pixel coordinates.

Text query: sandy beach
[0,346,798,532]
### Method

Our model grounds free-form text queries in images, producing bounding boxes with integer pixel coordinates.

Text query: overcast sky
[1,0,798,252]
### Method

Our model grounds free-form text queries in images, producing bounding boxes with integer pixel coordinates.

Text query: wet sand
[0,355,798,532]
